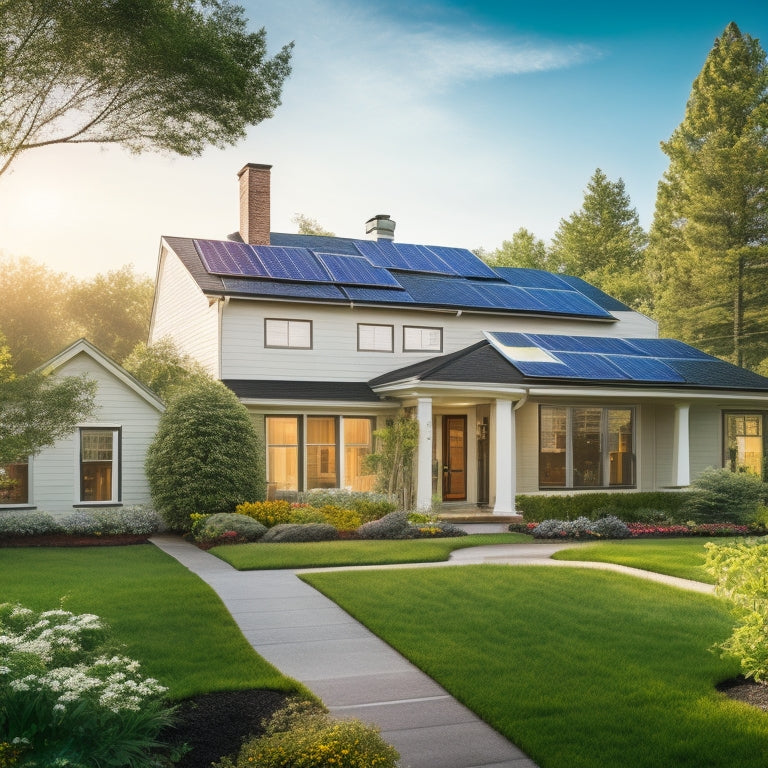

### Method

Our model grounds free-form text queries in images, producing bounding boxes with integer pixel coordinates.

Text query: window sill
[0,504,36,510]
[73,502,123,508]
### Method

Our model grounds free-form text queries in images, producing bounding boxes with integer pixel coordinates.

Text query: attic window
[498,344,559,364]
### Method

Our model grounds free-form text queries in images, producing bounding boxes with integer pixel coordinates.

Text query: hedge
[515,492,689,522]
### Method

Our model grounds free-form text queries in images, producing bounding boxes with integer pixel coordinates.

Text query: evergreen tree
[648,23,768,368]
[483,228,552,270]
[550,169,649,309]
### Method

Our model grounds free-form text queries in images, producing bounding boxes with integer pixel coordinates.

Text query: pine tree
[550,169,649,309]
[648,23,768,368]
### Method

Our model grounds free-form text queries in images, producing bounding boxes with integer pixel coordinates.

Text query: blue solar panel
[533,335,639,355]
[196,239,270,277]
[353,239,412,270]
[625,338,714,360]
[507,359,573,377]
[554,352,628,380]
[315,253,400,287]
[392,273,494,308]
[608,355,685,383]
[251,246,330,282]
[426,246,498,279]
[341,286,415,304]
[488,332,537,348]
[221,278,345,300]
[393,243,457,274]
[471,282,547,312]
[493,267,574,290]
[525,289,613,318]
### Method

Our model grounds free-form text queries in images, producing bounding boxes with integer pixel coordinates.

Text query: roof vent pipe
[365,214,395,241]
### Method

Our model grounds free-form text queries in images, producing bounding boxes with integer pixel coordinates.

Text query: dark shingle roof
[223,380,384,402]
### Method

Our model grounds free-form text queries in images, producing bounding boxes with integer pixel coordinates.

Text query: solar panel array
[484,332,721,383]
[193,238,612,318]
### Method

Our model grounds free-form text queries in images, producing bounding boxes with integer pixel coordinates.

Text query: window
[266,417,300,492]
[80,428,119,503]
[344,418,375,491]
[307,416,337,489]
[265,319,312,349]
[403,326,443,352]
[358,324,393,352]
[539,406,634,489]
[724,412,765,478]
[0,461,29,504]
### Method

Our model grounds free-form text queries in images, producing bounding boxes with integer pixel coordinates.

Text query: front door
[442,415,467,501]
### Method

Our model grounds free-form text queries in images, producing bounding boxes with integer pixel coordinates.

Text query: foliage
[549,168,650,310]
[356,511,415,540]
[122,337,212,400]
[0,602,174,767]
[146,379,265,531]
[215,699,400,768]
[58,506,162,536]
[706,540,768,681]
[364,415,419,506]
[481,227,553,270]
[308,505,362,531]
[0,0,293,178]
[0,370,96,464]
[261,523,339,543]
[193,512,267,545]
[67,266,154,364]
[298,489,397,522]
[0,510,60,537]
[236,500,293,528]
[291,214,335,237]
[515,491,689,523]
[648,23,768,369]
[531,515,630,539]
[683,467,765,524]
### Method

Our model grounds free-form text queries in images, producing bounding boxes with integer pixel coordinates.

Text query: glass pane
[572,408,602,487]
[607,409,634,486]
[726,414,764,476]
[266,320,289,346]
[81,462,113,502]
[81,430,113,461]
[288,321,311,348]
[268,446,298,491]
[307,417,335,444]
[267,417,298,445]
[539,407,566,487]
[0,462,28,504]
[307,446,336,488]
[344,418,371,446]
[344,419,374,491]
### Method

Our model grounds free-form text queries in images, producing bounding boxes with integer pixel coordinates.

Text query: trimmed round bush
[197,513,267,543]
[532,516,630,539]
[261,523,339,542]
[356,510,415,540]
[145,379,266,531]
[59,506,162,536]
[590,515,631,538]
[683,467,766,524]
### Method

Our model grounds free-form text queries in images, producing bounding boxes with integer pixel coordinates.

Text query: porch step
[438,513,523,524]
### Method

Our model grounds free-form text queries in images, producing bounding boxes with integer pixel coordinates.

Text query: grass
[302,565,768,768]
[0,544,302,700]
[210,532,529,570]
[551,538,724,583]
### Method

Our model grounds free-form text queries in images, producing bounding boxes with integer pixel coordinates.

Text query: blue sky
[0,0,765,278]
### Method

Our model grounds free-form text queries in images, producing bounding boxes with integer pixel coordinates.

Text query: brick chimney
[238,163,271,245]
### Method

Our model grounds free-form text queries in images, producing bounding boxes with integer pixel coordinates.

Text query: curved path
[151,536,714,768]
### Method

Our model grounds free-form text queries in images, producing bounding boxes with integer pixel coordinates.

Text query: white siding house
[1,339,164,517]
[148,163,768,515]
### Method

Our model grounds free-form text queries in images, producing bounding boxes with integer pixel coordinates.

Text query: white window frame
[77,427,120,505]
[403,325,443,352]
[265,318,313,349]
[358,323,394,352]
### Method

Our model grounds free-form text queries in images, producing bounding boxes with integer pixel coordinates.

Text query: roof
[370,334,768,392]
[162,232,618,321]
[223,379,384,402]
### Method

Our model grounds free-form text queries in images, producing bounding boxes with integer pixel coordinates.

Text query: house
[149,163,768,514]
[0,339,164,516]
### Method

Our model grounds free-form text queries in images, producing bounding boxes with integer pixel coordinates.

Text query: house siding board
[654,404,675,488]
[690,405,722,478]
[24,351,161,517]
[516,401,540,493]
[150,246,220,375]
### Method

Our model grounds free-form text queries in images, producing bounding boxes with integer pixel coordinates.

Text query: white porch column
[416,397,433,511]
[672,402,691,487]
[493,398,517,515]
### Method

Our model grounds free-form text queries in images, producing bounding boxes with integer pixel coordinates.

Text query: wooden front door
[442,415,467,501]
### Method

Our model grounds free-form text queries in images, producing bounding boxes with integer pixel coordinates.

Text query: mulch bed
[717,676,768,711]
[0,534,150,547]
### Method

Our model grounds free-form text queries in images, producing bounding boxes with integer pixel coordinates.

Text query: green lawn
[551,538,723,582]
[302,565,768,768]
[211,532,529,570]
[0,545,302,700]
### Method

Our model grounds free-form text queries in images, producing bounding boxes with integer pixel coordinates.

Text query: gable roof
[370,334,768,393]
[40,338,165,411]
[162,233,618,321]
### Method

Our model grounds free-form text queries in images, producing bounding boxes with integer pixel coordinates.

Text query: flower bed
[510,519,760,539]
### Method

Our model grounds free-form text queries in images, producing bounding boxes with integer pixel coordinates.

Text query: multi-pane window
[80,428,119,502]
[358,324,393,352]
[265,319,312,348]
[724,413,765,478]
[0,461,29,504]
[403,326,443,352]
[539,406,634,489]
[306,416,337,489]
[266,417,300,492]
[344,418,375,492]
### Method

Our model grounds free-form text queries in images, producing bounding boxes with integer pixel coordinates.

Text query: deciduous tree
[482,228,552,270]
[292,214,335,237]
[648,23,768,368]
[0,0,293,177]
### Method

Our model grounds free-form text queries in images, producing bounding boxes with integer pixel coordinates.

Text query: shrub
[146,379,266,531]
[299,489,397,522]
[236,500,293,528]
[356,511,415,540]
[261,523,340,543]
[0,602,174,767]
[415,521,467,538]
[313,505,362,531]
[532,516,630,539]
[215,699,400,768]
[288,506,329,525]
[352,498,398,522]
[195,513,267,544]
[0,510,60,537]
[516,492,689,523]
[59,506,163,536]
[705,540,768,681]
[683,467,765,524]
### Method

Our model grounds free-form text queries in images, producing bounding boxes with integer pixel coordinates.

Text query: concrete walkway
[150,535,715,768]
